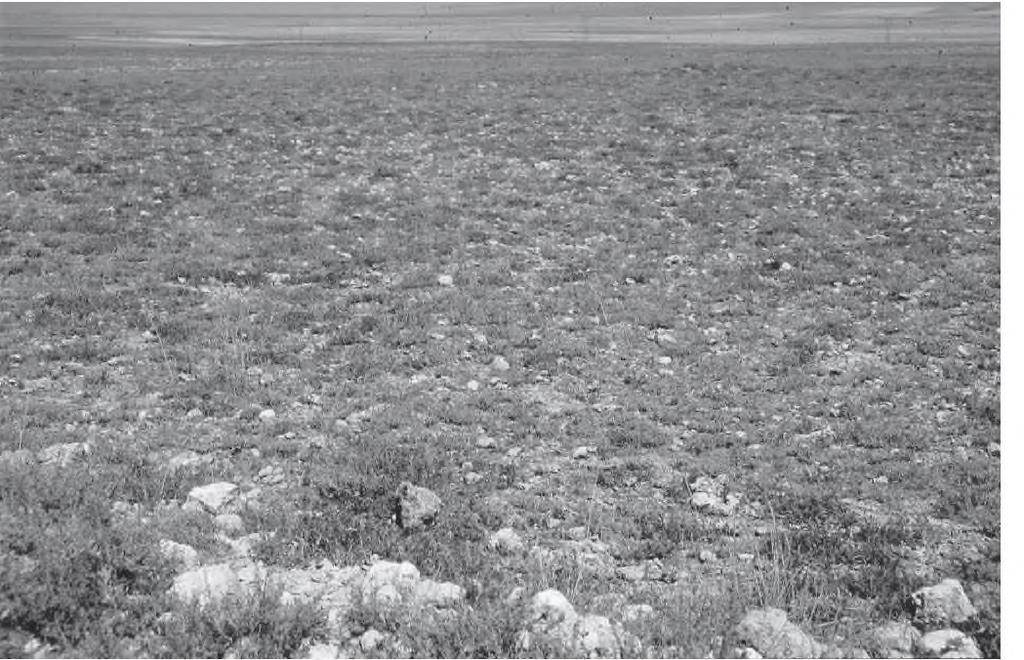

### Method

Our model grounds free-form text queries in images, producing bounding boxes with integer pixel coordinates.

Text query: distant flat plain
[0,2,1000,48]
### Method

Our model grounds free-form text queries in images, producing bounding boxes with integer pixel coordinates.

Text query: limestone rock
[616,560,662,582]
[159,539,200,569]
[166,450,214,470]
[488,528,525,555]
[868,621,921,656]
[577,614,622,658]
[689,475,742,516]
[170,559,266,607]
[622,603,655,622]
[37,441,91,467]
[277,560,363,626]
[305,642,341,660]
[186,482,239,514]
[730,608,823,658]
[413,578,466,609]
[915,629,982,658]
[360,560,464,611]
[910,579,978,626]
[256,464,286,485]
[521,589,635,658]
[0,449,35,467]
[214,513,245,535]
[528,588,579,638]
[395,482,441,529]
[572,446,594,460]
[358,628,385,652]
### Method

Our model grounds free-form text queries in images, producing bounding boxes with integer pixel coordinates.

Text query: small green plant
[0,464,175,655]
[157,587,325,659]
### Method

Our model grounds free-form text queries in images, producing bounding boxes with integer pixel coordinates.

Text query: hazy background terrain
[0,2,1000,48]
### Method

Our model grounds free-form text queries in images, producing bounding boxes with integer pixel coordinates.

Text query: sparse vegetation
[0,11,998,658]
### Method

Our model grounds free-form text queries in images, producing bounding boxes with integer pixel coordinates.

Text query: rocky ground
[0,40,999,658]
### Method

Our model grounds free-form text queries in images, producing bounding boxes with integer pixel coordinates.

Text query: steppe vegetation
[0,39,999,658]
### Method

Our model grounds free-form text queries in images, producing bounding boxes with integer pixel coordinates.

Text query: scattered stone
[359,559,465,612]
[566,526,588,541]
[0,448,35,467]
[622,604,655,622]
[689,475,742,516]
[110,500,137,516]
[159,540,200,569]
[185,407,204,420]
[395,482,442,529]
[166,450,214,470]
[412,576,465,609]
[868,621,921,656]
[910,579,978,626]
[490,356,510,371]
[730,608,823,658]
[572,446,594,460]
[576,614,623,658]
[488,528,526,555]
[362,560,420,608]
[656,356,672,365]
[258,408,276,424]
[21,636,58,659]
[305,642,340,660]
[698,549,717,563]
[276,560,363,624]
[617,561,662,582]
[476,436,497,449]
[820,645,870,659]
[256,464,286,485]
[220,532,268,559]
[186,482,239,514]
[37,441,91,467]
[504,586,527,606]
[214,513,245,535]
[437,274,454,287]
[519,589,637,657]
[464,471,483,485]
[170,559,266,608]
[779,261,793,272]
[526,589,578,639]
[466,379,480,391]
[915,629,982,658]
[358,628,386,652]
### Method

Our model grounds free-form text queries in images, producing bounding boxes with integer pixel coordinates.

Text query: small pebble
[437,274,454,287]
